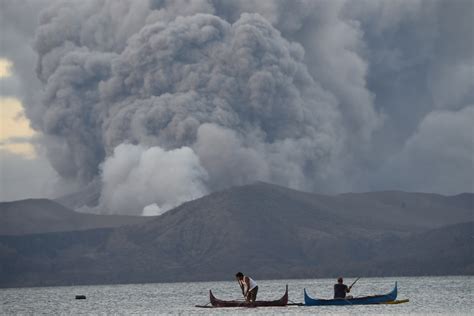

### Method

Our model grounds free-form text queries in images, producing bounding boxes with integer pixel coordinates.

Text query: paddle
[349,277,360,290]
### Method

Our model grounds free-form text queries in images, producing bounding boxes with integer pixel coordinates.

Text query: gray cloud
[0,136,35,145]
[1,0,472,213]
[0,0,47,126]
[0,149,58,201]
[374,106,474,194]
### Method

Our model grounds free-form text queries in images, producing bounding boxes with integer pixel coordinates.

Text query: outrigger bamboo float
[196,285,288,308]
[304,282,398,306]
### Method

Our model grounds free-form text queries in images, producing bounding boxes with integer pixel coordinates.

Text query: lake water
[1,276,472,315]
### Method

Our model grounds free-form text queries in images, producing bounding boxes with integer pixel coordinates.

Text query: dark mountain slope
[334,190,473,230]
[0,199,151,235]
[369,221,474,276]
[0,182,472,287]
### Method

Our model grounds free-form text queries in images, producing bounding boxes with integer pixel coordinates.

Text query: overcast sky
[0,0,472,215]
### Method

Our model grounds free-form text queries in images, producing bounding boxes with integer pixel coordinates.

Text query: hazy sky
[0,0,473,215]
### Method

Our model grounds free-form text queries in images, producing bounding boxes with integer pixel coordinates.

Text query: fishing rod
[349,277,360,290]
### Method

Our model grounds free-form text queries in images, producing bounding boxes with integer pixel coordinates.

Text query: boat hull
[304,282,397,306]
[208,285,288,308]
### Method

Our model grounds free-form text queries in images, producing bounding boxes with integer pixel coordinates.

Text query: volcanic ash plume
[4,0,472,209]
[33,6,349,215]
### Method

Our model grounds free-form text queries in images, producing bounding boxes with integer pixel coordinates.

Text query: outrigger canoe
[199,285,288,308]
[304,282,397,306]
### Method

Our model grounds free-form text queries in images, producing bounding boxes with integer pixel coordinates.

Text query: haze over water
[1,276,472,315]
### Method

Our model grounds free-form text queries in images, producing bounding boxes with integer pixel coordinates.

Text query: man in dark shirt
[334,277,350,299]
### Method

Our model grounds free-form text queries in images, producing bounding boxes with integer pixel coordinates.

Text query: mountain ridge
[0,199,151,235]
[0,182,472,287]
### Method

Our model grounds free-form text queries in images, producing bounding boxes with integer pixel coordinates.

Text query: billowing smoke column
[33,2,350,215]
[26,0,473,214]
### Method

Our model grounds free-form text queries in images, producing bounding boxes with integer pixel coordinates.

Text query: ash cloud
[375,106,474,194]
[2,0,473,213]
[32,6,345,214]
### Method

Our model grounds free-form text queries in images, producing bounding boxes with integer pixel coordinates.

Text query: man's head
[236,272,244,280]
[338,277,343,284]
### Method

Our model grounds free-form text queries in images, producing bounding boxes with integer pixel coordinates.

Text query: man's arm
[243,276,250,296]
[239,281,245,296]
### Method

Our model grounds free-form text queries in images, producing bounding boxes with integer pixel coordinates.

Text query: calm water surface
[1,276,472,315]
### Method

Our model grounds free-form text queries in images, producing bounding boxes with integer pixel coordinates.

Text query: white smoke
[142,203,163,216]
[100,143,208,215]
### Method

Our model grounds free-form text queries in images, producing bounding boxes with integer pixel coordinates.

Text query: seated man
[235,272,258,302]
[334,277,350,299]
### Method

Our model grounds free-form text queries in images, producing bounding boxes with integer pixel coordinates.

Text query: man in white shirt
[235,272,259,302]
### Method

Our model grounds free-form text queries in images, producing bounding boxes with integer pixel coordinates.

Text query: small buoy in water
[75,295,86,299]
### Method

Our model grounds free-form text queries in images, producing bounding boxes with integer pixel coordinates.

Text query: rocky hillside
[0,183,472,287]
